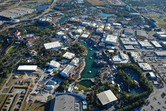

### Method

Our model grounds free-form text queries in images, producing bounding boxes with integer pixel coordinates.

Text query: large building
[112,51,129,64]
[63,52,75,59]
[138,41,153,49]
[138,63,152,71]
[47,60,61,70]
[150,41,162,49]
[50,93,86,111]
[97,90,117,106]
[156,31,166,40]
[60,64,74,77]
[44,41,62,50]
[155,51,166,57]
[120,38,138,45]
[123,28,134,35]
[104,34,117,45]
[17,65,37,71]
[136,30,148,38]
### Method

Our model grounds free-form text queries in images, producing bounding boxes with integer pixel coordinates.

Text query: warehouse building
[130,52,143,63]
[124,45,135,50]
[17,65,37,72]
[155,51,166,57]
[60,64,74,77]
[150,41,162,49]
[44,41,62,50]
[50,93,85,111]
[97,90,117,106]
[47,60,61,70]
[104,34,117,45]
[123,28,134,35]
[138,63,152,71]
[138,41,153,49]
[120,38,138,45]
[136,30,148,38]
[63,52,75,59]
[156,32,166,40]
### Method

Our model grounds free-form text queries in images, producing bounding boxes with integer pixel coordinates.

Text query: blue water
[98,11,116,17]
[33,4,50,11]
[80,41,100,78]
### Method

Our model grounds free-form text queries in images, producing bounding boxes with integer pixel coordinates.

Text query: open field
[87,0,105,5]
[0,94,6,107]
[7,46,16,54]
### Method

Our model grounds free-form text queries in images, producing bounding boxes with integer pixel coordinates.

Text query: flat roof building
[63,52,75,59]
[104,34,117,45]
[70,58,79,66]
[97,90,117,106]
[155,51,166,57]
[136,30,148,38]
[112,52,129,64]
[80,31,90,39]
[17,65,37,71]
[48,60,61,69]
[124,45,135,50]
[130,52,143,63]
[60,64,74,77]
[51,94,84,111]
[44,41,62,50]
[138,41,153,49]
[150,41,162,48]
[138,63,152,71]
[120,38,138,45]
[123,28,134,35]
[149,72,156,80]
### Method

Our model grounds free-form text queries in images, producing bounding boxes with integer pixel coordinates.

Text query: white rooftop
[149,72,156,78]
[17,65,37,71]
[44,41,62,50]
[97,90,117,105]
[104,35,117,45]
[63,52,75,59]
[151,41,162,48]
[138,63,152,71]
[138,41,153,48]
[49,60,60,69]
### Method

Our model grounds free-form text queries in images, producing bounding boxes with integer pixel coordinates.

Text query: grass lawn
[0,94,6,107]
[0,78,7,90]
[87,0,105,5]
[2,87,10,93]
[8,46,16,54]
[27,103,46,111]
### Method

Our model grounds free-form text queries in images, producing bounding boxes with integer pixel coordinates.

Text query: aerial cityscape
[0,0,166,111]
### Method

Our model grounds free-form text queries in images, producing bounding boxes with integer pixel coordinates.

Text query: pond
[80,41,100,78]
[33,4,50,11]
[79,80,94,88]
